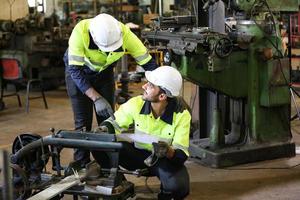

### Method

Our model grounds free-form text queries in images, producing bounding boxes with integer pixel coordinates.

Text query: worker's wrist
[93,96,102,103]
[85,87,101,101]
[166,147,175,159]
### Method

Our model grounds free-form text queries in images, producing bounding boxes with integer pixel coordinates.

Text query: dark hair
[158,87,166,95]
[159,87,173,101]
[159,86,173,98]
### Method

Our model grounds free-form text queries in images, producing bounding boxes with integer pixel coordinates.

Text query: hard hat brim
[145,71,156,85]
[145,69,180,97]
[97,37,123,52]
[145,71,175,97]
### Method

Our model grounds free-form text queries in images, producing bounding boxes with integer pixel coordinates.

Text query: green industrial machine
[143,0,299,167]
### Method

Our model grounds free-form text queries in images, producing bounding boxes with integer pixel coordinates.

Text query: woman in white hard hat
[63,13,157,167]
[94,66,191,199]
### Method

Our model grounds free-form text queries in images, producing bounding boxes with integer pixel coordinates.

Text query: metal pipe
[158,0,163,16]
[11,135,123,163]
[1,150,13,200]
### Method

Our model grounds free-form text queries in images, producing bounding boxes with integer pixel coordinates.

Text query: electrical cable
[259,0,296,128]
[189,85,199,138]
[250,0,292,129]
[40,137,47,173]
[191,85,198,111]
[225,162,300,170]
[250,0,286,64]
[190,85,198,128]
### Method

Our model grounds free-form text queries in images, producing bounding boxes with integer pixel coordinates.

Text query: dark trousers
[64,58,115,165]
[92,142,190,200]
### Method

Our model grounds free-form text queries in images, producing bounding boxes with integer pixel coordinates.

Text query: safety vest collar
[139,99,177,125]
[88,32,98,50]
[140,101,151,115]
[88,28,125,52]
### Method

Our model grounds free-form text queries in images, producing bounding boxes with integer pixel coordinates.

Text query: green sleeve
[122,24,152,65]
[107,96,142,133]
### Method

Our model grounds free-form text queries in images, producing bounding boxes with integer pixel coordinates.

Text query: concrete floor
[1,86,300,200]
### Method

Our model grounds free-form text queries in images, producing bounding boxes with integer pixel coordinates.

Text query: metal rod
[1,150,13,200]
[11,135,123,163]
[158,0,163,16]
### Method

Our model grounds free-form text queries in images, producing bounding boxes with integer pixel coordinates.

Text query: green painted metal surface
[260,58,290,106]
[209,108,225,148]
[246,37,290,142]
[234,0,299,12]
[174,51,248,98]
[174,25,291,143]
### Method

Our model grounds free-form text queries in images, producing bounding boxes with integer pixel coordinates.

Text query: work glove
[152,141,171,158]
[144,153,158,167]
[93,125,108,133]
[94,96,115,120]
[144,141,172,167]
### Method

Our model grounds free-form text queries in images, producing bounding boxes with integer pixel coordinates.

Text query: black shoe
[157,192,173,200]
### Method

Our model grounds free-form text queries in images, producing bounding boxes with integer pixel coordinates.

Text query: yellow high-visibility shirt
[106,96,191,156]
[68,19,151,72]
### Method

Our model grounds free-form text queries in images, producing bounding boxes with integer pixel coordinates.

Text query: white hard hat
[89,13,123,52]
[145,66,182,97]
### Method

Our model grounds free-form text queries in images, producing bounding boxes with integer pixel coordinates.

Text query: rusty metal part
[10,164,31,200]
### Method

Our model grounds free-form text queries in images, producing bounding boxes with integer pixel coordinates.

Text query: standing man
[64,13,157,167]
[94,66,191,200]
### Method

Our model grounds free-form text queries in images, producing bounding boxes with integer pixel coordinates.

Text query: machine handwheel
[215,38,233,58]
[12,133,50,169]
[11,134,50,199]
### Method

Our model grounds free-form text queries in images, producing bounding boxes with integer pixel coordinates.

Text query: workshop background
[1,0,300,199]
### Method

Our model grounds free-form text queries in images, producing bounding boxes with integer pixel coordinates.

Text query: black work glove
[94,96,115,120]
[152,141,170,158]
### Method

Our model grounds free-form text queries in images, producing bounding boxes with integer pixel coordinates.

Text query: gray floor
[1,87,300,200]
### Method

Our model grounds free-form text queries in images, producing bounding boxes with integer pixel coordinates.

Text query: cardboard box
[117,5,139,12]
[143,14,159,25]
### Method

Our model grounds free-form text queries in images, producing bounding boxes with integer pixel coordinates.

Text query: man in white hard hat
[93,66,191,199]
[63,13,157,167]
